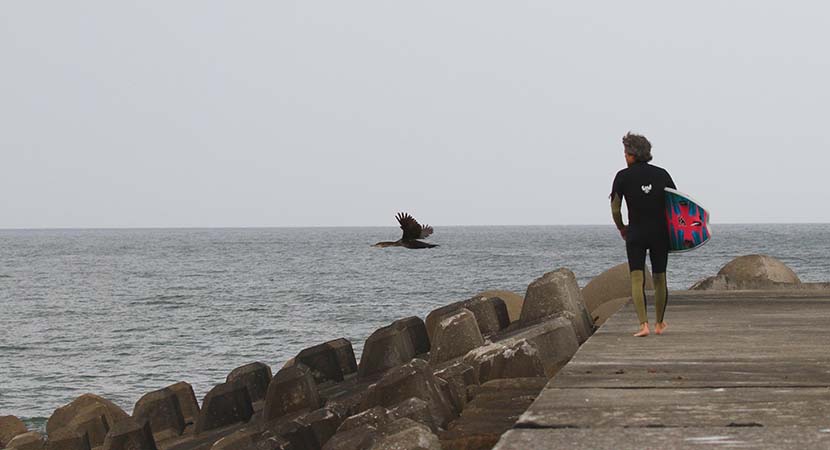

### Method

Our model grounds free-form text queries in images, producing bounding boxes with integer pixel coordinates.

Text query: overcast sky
[1,2,828,228]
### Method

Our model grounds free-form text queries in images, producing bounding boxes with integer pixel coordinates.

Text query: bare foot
[633,323,650,337]
[655,322,668,335]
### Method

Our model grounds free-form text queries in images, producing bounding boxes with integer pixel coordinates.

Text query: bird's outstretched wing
[419,224,433,239]
[396,212,431,241]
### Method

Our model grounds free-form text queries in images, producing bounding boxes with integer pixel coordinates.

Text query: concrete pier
[495,290,830,449]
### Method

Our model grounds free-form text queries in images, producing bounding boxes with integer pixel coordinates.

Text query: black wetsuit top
[611,162,676,272]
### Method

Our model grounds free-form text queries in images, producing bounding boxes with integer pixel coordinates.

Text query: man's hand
[619,226,627,241]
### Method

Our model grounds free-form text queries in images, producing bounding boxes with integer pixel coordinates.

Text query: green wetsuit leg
[630,270,647,324]
[654,272,668,323]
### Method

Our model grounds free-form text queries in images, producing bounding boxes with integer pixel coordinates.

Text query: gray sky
[2,1,828,228]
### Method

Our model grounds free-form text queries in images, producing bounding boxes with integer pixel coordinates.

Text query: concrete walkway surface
[494,290,830,449]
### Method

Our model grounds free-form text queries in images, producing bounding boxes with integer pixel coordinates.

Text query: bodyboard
[665,187,711,253]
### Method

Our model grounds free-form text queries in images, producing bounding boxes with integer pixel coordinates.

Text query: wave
[0,345,32,351]
[133,294,193,305]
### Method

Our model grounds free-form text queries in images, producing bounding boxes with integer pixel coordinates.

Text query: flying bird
[373,212,437,249]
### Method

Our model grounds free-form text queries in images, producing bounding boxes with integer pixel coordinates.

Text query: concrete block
[429,309,484,365]
[208,428,294,450]
[442,378,546,450]
[470,377,548,399]
[357,324,416,379]
[260,407,344,450]
[496,316,579,378]
[292,407,345,449]
[581,263,653,313]
[133,387,185,442]
[389,397,437,433]
[426,296,510,343]
[425,303,463,343]
[263,365,322,421]
[521,268,593,343]
[463,340,546,384]
[195,382,254,433]
[718,254,801,284]
[360,359,455,428]
[101,418,158,450]
[319,381,374,419]
[46,394,129,438]
[474,290,524,323]
[433,361,478,414]
[337,407,392,433]
[274,412,339,450]
[249,434,293,450]
[227,362,273,405]
[328,339,360,379]
[293,338,357,385]
[464,296,511,336]
[392,317,431,356]
[690,273,805,291]
[166,382,200,427]
[44,430,91,450]
[0,415,28,448]
[321,424,377,450]
[5,431,45,450]
[68,407,110,449]
[209,428,262,450]
[590,296,630,326]
[367,418,441,450]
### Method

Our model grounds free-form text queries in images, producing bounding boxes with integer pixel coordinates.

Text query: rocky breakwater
[579,262,653,327]
[0,267,595,450]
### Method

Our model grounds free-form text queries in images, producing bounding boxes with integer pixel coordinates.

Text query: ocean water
[2,224,829,429]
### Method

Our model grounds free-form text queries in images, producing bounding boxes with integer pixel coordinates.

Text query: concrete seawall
[494,289,830,449]
[1,268,593,450]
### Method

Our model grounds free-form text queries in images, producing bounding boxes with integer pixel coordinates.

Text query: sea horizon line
[1,221,828,231]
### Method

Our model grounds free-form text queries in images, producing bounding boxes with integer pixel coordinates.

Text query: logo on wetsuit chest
[641,184,653,194]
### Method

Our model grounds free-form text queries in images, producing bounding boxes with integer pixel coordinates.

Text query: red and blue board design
[665,188,711,253]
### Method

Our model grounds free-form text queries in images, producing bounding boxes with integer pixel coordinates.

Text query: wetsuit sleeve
[610,170,625,199]
[611,194,625,230]
[610,171,625,230]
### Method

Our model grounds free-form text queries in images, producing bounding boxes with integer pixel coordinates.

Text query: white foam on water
[684,436,748,446]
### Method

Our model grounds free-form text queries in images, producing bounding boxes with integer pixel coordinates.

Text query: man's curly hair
[622,132,652,163]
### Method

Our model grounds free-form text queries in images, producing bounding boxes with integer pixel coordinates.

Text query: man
[610,132,676,337]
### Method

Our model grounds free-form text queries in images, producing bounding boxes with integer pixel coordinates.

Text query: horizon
[1,221,827,232]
